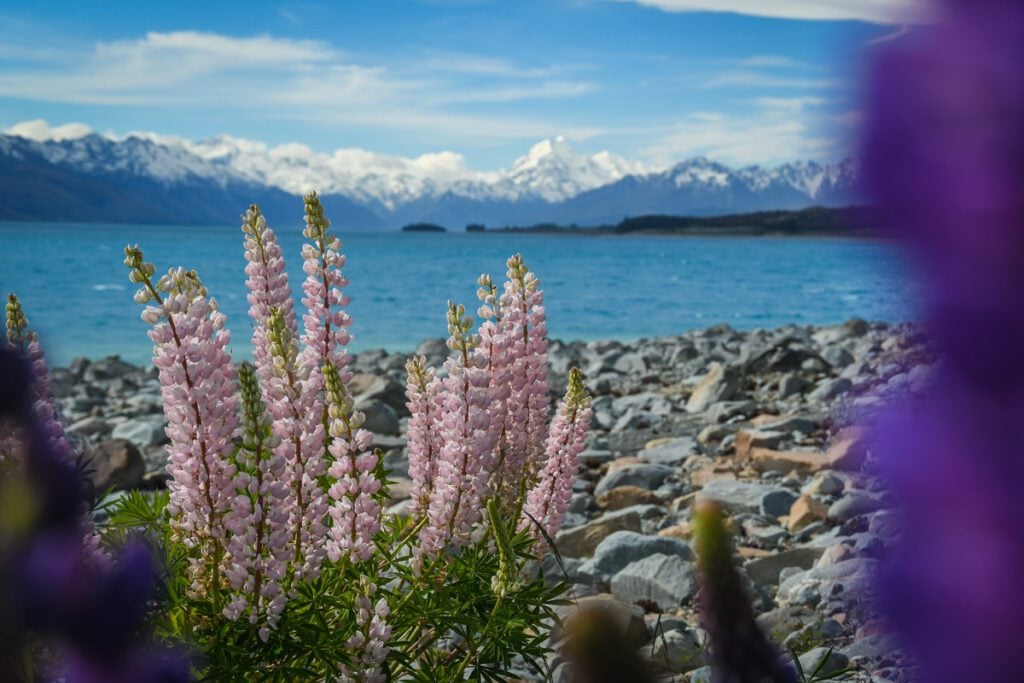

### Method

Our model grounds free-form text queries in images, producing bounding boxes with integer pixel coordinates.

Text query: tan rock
[658,522,692,540]
[788,494,828,531]
[751,413,782,426]
[689,463,738,487]
[749,447,829,475]
[555,509,642,558]
[737,546,773,559]
[734,429,785,460]
[827,427,869,470]
[597,485,661,510]
[606,456,647,473]
[644,436,677,450]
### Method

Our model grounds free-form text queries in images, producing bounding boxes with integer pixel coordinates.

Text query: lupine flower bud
[521,367,590,540]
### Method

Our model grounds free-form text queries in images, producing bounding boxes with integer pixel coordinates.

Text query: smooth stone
[579,531,692,583]
[745,547,825,586]
[828,493,886,522]
[597,485,662,511]
[798,647,849,677]
[643,628,705,673]
[778,374,810,398]
[686,363,742,413]
[68,415,110,436]
[557,594,649,648]
[697,480,799,517]
[556,508,643,558]
[641,436,698,466]
[595,464,674,496]
[111,415,167,448]
[808,377,853,402]
[805,472,845,496]
[85,439,145,492]
[610,553,699,610]
[355,398,401,435]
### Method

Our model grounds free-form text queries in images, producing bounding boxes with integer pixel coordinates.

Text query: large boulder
[610,554,699,610]
[86,439,145,492]
[686,363,742,413]
[579,531,692,583]
[111,415,168,449]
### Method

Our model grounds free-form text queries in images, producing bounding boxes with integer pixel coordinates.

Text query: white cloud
[613,0,927,24]
[640,97,844,166]
[4,119,93,141]
[0,31,593,144]
[704,71,842,89]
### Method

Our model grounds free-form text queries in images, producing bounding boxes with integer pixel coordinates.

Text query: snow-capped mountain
[0,120,860,229]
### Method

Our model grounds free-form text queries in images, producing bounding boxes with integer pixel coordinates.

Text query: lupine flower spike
[339,575,391,683]
[404,356,443,518]
[324,360,382,564]
[417,302,496,560]
[521,367,591,540]
[125,246,240,607]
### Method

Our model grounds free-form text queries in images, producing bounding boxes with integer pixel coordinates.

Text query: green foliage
[103,490,569,681]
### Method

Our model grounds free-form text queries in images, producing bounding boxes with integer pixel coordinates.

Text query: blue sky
[0,0,916,169]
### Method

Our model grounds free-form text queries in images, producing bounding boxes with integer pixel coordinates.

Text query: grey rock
[777,558,878,604]
[697,480,799,517]
[841,634,898,660]
[556,593,648,648]
[821,345,855,368]
[745,547,825,587]
[85,439,145,492]
[595,464,674,496]
[808,377,853,402]
[610,553,699,610]
[757,416,820,435]
[797,647,849,678]
[580,448,615,464]
[355,398,401,435]
[111,415,167,448]
[778,374,811,399]
[704,400,756,424]
[580,531,692,583]
[68,415,110,436]
[828,493,886,522]
[689,666,713,683]
[641,436,698,466]
[83,356,137,382]
[644,629,705,674]
[686,363,742,413]
[805,472,845,496]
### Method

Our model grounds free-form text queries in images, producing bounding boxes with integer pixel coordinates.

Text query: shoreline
[55,318,927,680]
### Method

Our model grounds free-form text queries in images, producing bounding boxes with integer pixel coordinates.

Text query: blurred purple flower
[863,1,1024,681]
[0,347,190,682]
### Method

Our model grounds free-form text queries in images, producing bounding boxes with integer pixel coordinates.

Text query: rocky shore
[53,319,928,682]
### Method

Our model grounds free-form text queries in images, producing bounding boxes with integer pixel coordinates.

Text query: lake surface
[0,222,916,366]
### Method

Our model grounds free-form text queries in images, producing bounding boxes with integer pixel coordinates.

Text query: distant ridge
[0,125,860,230]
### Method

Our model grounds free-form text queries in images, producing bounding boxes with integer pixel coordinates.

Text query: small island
[401,222,447,233]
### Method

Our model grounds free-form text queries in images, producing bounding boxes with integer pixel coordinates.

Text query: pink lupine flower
[491,255,550,508]
[125,247,240,602]
[338,574,391,683]
[241,204,328,580]
[222,362,291,633]
[404,355,444,518]
[297,192,353,385]
[417,303,497,560]
[265,307,329,580]
[521,367,591,540]
[324,361,382,565]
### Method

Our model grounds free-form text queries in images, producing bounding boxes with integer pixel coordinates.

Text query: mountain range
[0,123,860,230]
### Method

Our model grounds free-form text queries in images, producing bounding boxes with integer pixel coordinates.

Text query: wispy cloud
[0,30,594,144]
[704,70,842,89]
[612,0,927,25]
[640,96,845,166]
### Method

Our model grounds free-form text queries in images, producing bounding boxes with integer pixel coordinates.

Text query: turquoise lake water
[0,222,915,366]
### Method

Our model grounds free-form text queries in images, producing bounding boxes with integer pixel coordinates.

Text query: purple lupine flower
[338,575,390,683]
[521,367,590,540]
[863,2,1024,681]
[0,345,189,682]
[125,247,240,602]
[404,355,443,519]
[324,361,382,565]
[417,302,496,560]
